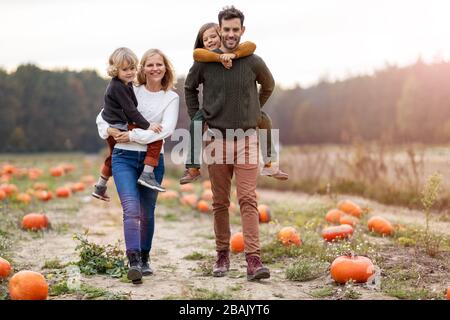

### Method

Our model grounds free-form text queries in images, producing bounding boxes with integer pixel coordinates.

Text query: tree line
[0,60,449,153]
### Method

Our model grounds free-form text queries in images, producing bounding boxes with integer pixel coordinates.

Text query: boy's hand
[115,132,130,143]
[149,123,163,133]
[107,127,122,139]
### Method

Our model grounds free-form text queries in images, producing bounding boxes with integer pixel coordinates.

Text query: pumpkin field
[0,150,449,300]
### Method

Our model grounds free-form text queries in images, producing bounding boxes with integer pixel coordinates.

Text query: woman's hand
[149,123,163,133]
[115,132,130,143]
[107,127,122,140]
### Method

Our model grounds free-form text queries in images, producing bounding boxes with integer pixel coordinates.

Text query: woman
[96,49,179,284]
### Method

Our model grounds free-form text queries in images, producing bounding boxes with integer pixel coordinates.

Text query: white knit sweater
[96,85,179,153]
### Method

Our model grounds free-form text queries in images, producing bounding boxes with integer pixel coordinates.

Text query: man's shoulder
[245,53,264,64]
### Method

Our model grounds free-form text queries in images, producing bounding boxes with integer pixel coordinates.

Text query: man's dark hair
[218,6,244,27]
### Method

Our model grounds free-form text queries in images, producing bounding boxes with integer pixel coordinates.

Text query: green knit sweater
[184,51,275,131]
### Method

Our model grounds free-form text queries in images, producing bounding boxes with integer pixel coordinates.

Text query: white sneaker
[260,165,289,180]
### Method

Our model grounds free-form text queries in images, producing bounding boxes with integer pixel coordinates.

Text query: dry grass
[251,143,450,210]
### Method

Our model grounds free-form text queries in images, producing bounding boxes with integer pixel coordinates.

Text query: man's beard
[222,36,241,51]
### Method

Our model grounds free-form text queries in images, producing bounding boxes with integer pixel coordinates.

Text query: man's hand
[149,123,163,133]
[115,132,130,143]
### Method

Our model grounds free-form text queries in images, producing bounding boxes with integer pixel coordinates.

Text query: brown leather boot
[246,254,270,281]
[212,250,230,277]
[179,168,201,185]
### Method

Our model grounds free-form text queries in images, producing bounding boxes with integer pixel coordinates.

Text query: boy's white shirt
[96,85,179,153]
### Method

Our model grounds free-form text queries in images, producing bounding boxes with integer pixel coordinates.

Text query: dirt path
[15,188,441,300]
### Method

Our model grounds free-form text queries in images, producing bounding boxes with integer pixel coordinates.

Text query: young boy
[92,47,165,201]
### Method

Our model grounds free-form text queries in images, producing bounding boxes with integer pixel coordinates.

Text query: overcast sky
[1,0,449,88]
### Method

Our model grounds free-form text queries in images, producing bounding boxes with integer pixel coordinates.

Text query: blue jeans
[111,148,165,252]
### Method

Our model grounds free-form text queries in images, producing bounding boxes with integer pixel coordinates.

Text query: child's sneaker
[91,185,110,202]
[261,163,289,180]
[179,168,201,184]
[138,172,166,192]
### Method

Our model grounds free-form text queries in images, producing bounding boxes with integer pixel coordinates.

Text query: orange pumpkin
[14,168,28,178]
[33,182,48,191]
[367,216,394,236]
[197,200,211,213]
[0,189,6,201]
[321,224,354,242]
[278,227,302,246]
[230,232,245,253]
[27,168,43,180]
[80,175,96,185]
[158,190,178,201]
[61,163,75,173]
[16,193,32,204]
[330,254,375,284]
[181,194,198,208]
[35,190,53,202]
[0,174,11,183]
[447,287,450,300]
[180,184,194,193]
[339,214,359,227]
[0,183,18,196]
[50,167,64,177]
[258,204,271,223]
[71,182,85,192]
[56,187,71,198]
[0,257,12,278]
[337,200,363,218]
[2,164,17,175]
[229,202,238,214]
[201,189,213,201]
[202,180,212,189]
[8,270,48,300]
[325,209,345,224]
[22,213,49,230]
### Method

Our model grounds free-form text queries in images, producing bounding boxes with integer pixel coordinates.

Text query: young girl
[92,47,165,202]
[180,23,288,184]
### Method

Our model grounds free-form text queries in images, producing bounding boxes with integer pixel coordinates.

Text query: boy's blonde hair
[136,49,176,91]
[107,47,138,77]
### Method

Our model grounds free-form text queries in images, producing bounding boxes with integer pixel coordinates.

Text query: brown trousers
[101,124,163,177]
[206,133,260,257]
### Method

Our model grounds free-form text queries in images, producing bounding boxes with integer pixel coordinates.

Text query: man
[184,6,275,281]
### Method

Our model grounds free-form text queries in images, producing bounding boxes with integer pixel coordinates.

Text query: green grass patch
[285,257,328,281]
[73,232,127,278]
[183,251,210,261]
[43,258,65,269]
[309,286,335,298]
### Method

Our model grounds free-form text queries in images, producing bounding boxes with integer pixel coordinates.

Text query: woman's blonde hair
[136,49,176,91]
[107,47,138,77]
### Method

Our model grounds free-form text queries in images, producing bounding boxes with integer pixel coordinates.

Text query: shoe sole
[127,268,143,282]
[137,179,166,192]
[271,174,289,181]
[212,271,227,277]
[247,268,271,281]
[91,192,110,202]
[179,175,201,185]
[142,270,153,276]
[261,173,289,181]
